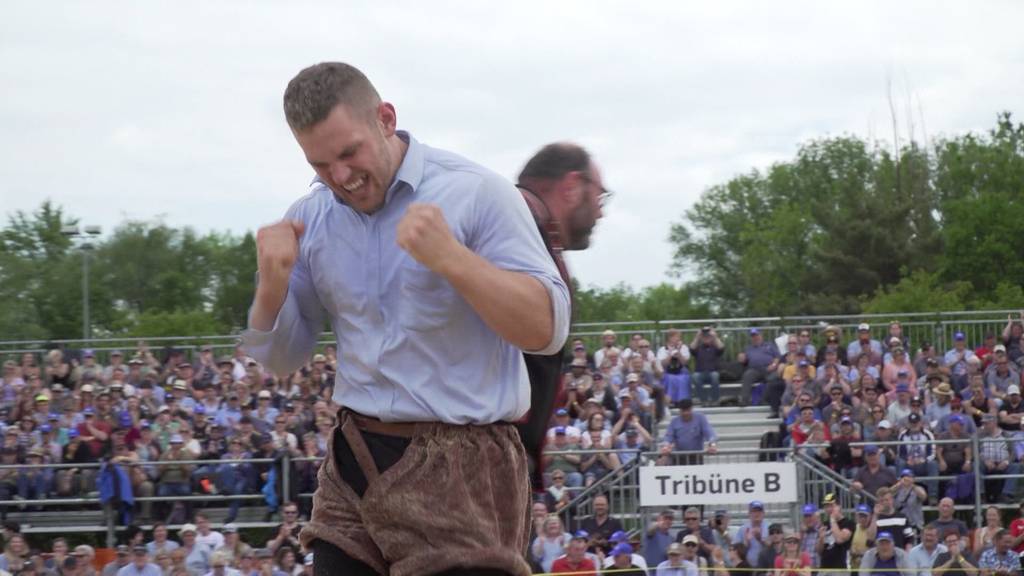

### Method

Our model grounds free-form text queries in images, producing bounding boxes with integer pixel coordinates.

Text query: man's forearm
[249,279,289,332]
[439,244,563,352]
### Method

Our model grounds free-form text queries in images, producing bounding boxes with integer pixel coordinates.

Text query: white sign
[639,462,798,507]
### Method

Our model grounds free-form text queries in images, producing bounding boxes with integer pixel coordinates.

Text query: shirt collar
[313,130,424,208]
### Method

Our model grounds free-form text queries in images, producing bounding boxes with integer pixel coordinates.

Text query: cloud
[2,0,1022,289]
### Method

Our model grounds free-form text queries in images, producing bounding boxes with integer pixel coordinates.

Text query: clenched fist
[250,220,305,331]
[396,203,461,273]
[257,220,305,289]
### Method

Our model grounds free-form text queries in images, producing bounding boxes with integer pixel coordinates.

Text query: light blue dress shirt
[243,132,571,424]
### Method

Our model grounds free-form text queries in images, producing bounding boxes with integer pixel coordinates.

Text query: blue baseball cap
[610,530,628,543]
[876,531,894,542]
[896,383,909,392]
[555,408,568,416]
[83,407,95,416]
[67,428,80,439]
[802,504,817,516]
[554,426,566,435]
[856,504,871,515]
[194,405,206,415]
[954,331,965,340]
[573,530,589,539]
[749,328,760,335]
[48,412,59,421]
[118,412,133,426]
[612,543,633,556]
[864,445,879,454]
[82,348,95,357]
[749,500,764,510]
[139,419,151,429]
[900,468,914,477]
[40,424,52,433]
[949,414,965,424]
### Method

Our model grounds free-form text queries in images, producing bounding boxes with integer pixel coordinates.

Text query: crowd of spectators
[530,495,1024,575]
[0,506,310,576]
[3,318,1024,575]
[0,343,336,524]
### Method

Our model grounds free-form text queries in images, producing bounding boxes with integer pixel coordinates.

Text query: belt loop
[340,410,381,485]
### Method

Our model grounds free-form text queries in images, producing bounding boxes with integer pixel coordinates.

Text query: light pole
[61,224,103,341]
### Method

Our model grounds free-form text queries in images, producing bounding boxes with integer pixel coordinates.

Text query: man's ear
[375,101,398,136]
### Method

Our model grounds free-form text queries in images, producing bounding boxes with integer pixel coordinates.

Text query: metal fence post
[972,434,983,529]
[105,504,116,548]
[281,452,291,505]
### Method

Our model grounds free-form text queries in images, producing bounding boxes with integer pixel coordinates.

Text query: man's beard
[565,200,597,250]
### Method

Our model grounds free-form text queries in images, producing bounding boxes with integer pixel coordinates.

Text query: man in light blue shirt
[116,546,162,576]
[242,62,573,576]
[908,525,947,576]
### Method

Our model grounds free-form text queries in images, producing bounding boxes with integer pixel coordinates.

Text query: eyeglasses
[684,543,697,547]
[580,174,613,206]
[684,517,699,522]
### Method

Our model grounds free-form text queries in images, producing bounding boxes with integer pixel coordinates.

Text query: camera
[701,326,711,334]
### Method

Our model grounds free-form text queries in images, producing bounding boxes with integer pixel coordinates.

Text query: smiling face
[295,103,401,215]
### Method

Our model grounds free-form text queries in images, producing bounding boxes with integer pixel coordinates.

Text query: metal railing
[3,310,1022,365]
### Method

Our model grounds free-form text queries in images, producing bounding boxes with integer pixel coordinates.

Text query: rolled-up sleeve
[469,176,571,356]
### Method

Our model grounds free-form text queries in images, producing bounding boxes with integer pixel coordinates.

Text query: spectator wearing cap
[736,501,770,566]
[657,325,689,377]
[216,436,255,524]
[253,390,279,428]
[581,372,619,418]
[644,509,677,567]
[16,447,51,504]
[101,350,127,383]
[39,422,61,462]
[178,523,212,576]
[978,413,1020,503]
[156,433,193,523]
[659,399,718,466]
[76,406,111,458]
[738,328,784,416]
[789,404,831,447]
[543,468,573,513]
[214,523,251,567]
[934,397,977,435]
[269,414,298,455]
[531,516,572,573]
[852,445,897,498]
[593,329,618,367]
[216,394,244,431]
[916,356,947,392]
[169,380,197,415]
[774,530,812,576]
[924,381,954,425]
[606,542,646,576]
[657,542,697,576]
[884,380,914,424]
[882,348,917,394]
[891,468,927,531]
[817,494,855,576]
[858,531,910,576]
[689,326,725,406]
[848,504,877,570]
[936,415,972,501]
[944,332,976,390]
[997,384,1023,432]
[549,532,597,576]
[612,418,652,466]
[896,413,938,500]
[848,324,883,368]
[579,416,620,486]
[675,506,716,564]
[103,545,131,576]
[755,523,786,574]
[798,503,824,568]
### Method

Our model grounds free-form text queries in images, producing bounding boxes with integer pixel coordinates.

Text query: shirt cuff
[522,274,571,356]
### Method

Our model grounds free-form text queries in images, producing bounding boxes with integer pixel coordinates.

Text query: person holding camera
[690,327,725,406]
[659,329,693,407]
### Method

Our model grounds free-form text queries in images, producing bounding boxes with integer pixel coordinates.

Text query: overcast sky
[2,1,1022,290]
